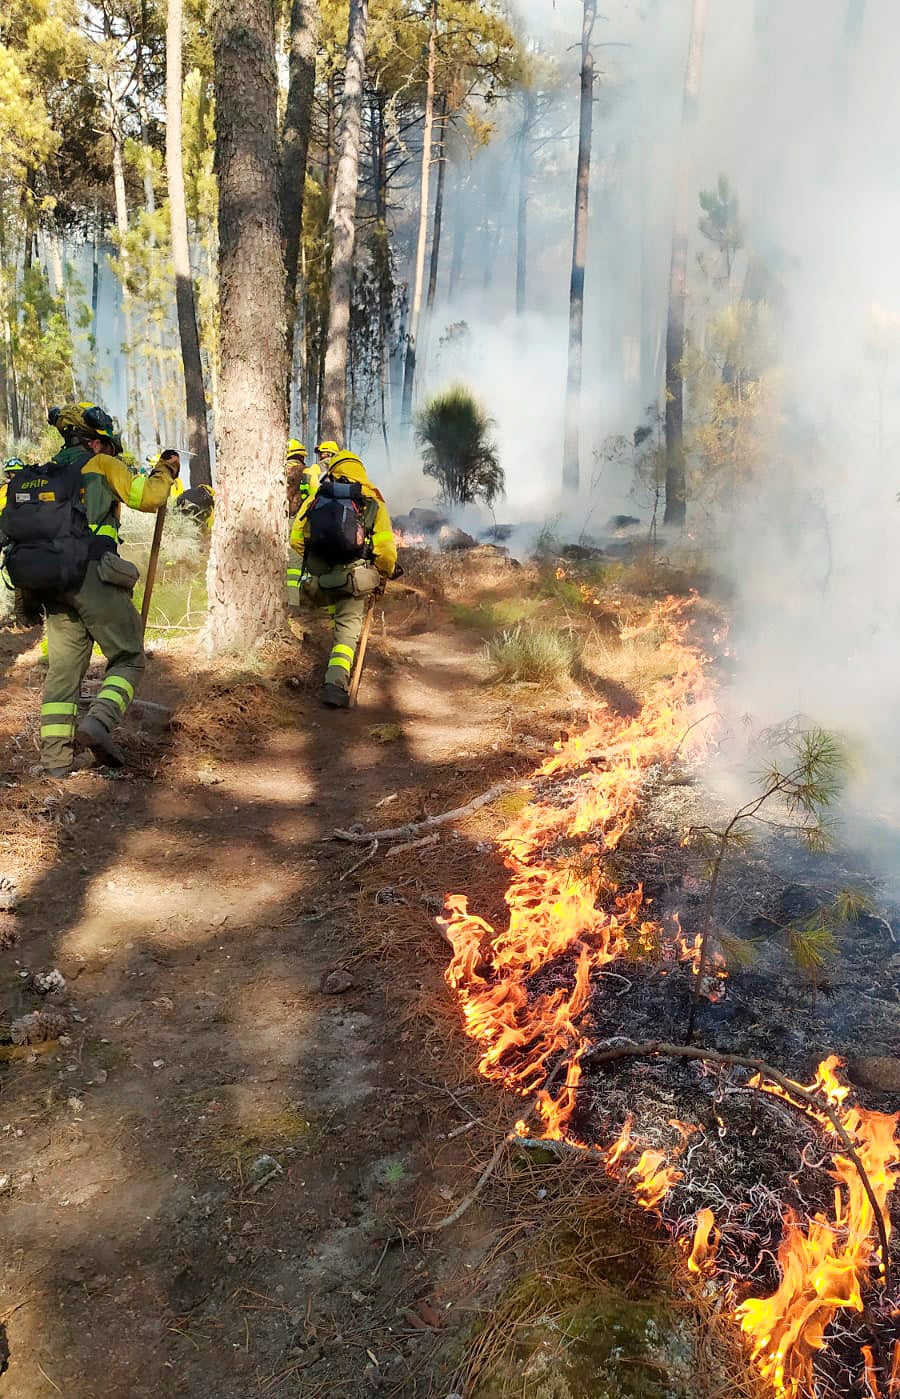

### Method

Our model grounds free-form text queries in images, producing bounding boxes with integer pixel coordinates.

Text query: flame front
[441,594,900,1397]
[443,598,712,1118]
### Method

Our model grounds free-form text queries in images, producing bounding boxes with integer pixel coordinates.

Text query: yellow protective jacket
[61,447,175,551]
[290,452,396,577]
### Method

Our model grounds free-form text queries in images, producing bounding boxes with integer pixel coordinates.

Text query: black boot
[321,684,350,709]
[75,715,126,768]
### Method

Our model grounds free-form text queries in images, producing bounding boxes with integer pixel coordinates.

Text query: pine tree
[206,0,290,651]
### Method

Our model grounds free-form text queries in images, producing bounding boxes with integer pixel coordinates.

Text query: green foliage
[760,727,846,846]
[486,624,580,685]
[784,918,838,984]
[416,383,504,508]
[682,300,782,506]
[685,724,846,1041]
[834,887,875,923]
[532,516,562,558]
[698,174,745,280]
[716,931,758,970]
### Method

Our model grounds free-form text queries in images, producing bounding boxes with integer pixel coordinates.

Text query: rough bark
[281,0,317,375]
[426,94,448,313]
[207,0,290,653]
[401,0,437,425]
[562,0,597,493]
[167,0,212,485]
[320,0,368,444]
[662,0,708,528]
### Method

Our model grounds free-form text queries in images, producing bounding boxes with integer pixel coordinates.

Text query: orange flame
[442,599,713,1127]
[441,595,900,1396]
[737,1060,900,1396]
[688,1207,720,1274]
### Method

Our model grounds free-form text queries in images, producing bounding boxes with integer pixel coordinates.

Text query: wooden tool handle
[140,503,168,628]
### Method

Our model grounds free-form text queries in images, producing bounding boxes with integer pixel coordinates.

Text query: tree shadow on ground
[0,606,517,1398]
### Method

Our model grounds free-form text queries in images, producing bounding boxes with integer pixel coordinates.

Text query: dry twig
[338,839,379,882]
[333,780,524,844]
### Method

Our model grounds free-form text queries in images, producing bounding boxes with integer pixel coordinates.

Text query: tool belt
[314,560,382,598]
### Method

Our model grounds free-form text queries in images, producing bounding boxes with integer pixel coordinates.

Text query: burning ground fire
[441,595,900,1397]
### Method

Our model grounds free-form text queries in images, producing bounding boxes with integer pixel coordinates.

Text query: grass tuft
[485,624,581,685]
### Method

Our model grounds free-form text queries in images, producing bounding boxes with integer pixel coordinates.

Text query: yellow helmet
[287,438,307,458]
[50,402,122,452]
[316,440,340,458]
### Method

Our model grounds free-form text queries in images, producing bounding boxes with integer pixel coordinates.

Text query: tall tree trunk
[0,219,20,440]
[91,204,101,346]
[167,0,212,484]
[516,89,535,317]
[401,0,437,424]
[320,0,368,444]
[207,0,290,652]
[110,114,141,457]
[562,0,596,493]
[281,0,317,403]
[426,94,448,313]
[662,0,707,528]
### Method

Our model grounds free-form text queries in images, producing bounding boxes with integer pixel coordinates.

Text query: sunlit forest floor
[0,551,761,1398]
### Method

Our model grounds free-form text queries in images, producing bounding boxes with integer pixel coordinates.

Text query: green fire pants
[301,580,367,692]
[324,595,367,691]
[40,560,145,771]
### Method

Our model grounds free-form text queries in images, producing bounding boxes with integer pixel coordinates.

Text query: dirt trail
[0,601,546,1398]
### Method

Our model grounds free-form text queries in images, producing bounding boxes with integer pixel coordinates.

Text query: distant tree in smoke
[698,174,745,285]
[415,384,504,507]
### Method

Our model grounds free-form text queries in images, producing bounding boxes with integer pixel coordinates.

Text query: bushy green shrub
[415,384,504,507]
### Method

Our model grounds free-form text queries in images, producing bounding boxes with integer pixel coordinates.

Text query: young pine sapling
[684,725,845,1043]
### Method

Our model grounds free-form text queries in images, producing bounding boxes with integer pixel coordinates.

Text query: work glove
[156,450,181,479]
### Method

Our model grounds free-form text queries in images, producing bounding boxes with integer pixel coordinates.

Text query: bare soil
[0,575,592,1399]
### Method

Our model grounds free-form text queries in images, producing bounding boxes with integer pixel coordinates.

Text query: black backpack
[0,456,91,596]
[306,479,375,565]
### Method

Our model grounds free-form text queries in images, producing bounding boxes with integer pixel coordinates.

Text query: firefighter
[174,482,214,526]
[0,403,178,776]
[290,450,396,707]
[286,441,319,610]
[0,458,28,513]
[315,440,341,472]
[286,440,319,515]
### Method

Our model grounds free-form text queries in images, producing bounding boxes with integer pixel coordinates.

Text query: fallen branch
[333,779,525,844]
[584,1038,892,1289]
[338,839,379,882]
[423,1134,512,1233]
[385,832,440,858]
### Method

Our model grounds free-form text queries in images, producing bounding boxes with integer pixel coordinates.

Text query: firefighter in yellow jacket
[289,450,396,707]
[285,440,319,610]
[1,403,178,775]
